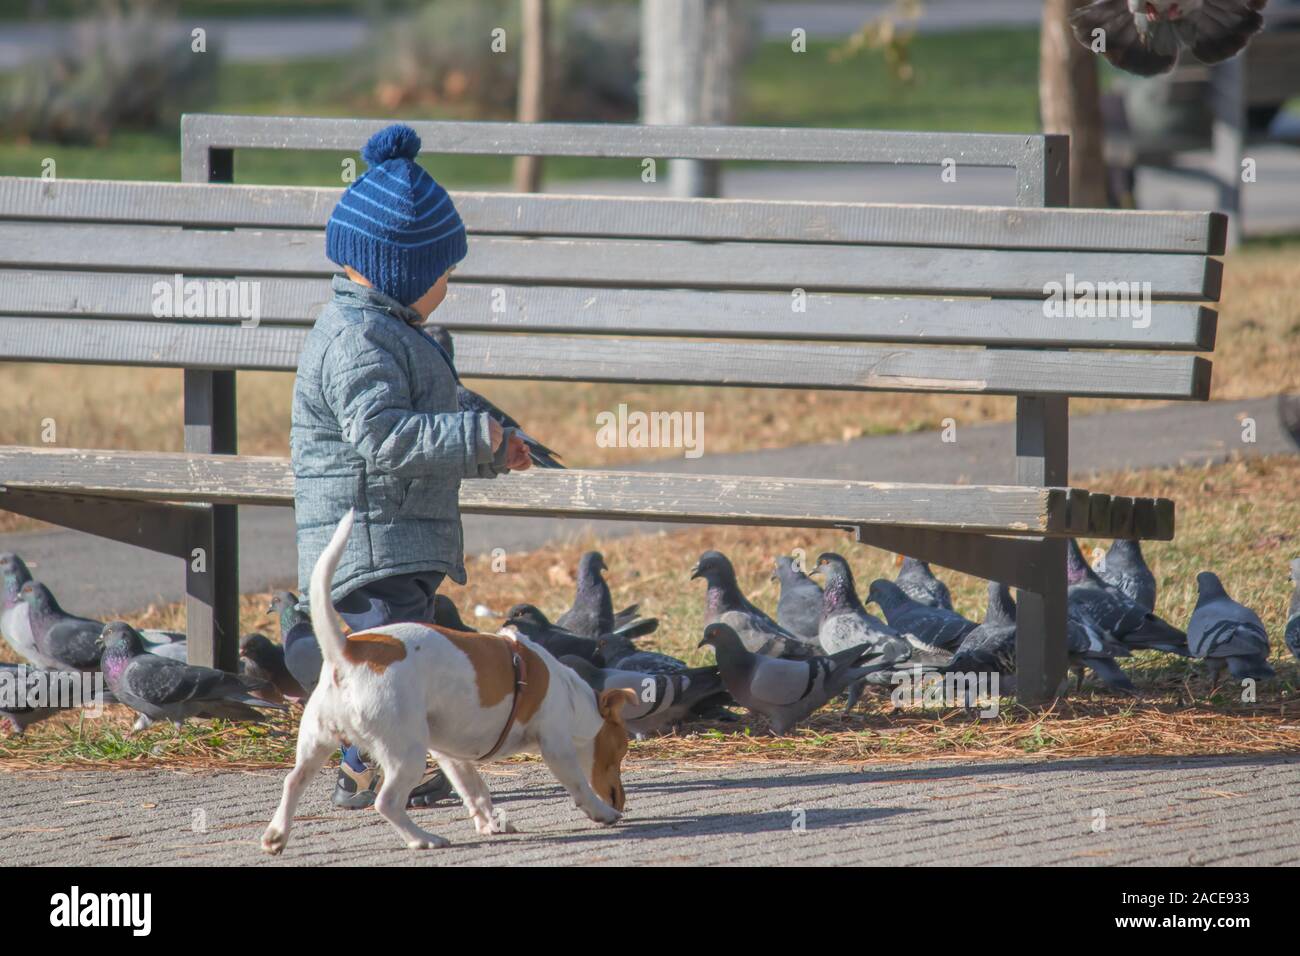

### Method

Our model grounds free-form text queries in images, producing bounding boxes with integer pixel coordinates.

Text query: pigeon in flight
[1071,0,1269,77]
[1097,539,1158,613]
[894,556,954,611]
[1,554,39,665]
[269,591,321,695]
[239,633,308,704]
[426,325,564,469]
[698,623,887,735]
[772,555,823,640]
[867,578,978,652]
[99,622,286,730]
[560,655,730,738]
[1286,558,1300,663]
[691,551,818,659]
[1066,539,1188,654]
[1187,572,1275,682]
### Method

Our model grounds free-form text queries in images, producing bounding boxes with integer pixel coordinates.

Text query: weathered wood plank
[0,270,1218,351]
[1107,495,1135,538]
[0,176,1228,254]
[0,224,1222,299]
[0,318,1213,399]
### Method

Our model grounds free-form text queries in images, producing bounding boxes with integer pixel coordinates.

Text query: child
[292,124,530,808]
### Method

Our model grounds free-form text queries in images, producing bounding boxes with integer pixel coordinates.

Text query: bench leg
[183,370,240,672]
[1014,395,1069,705]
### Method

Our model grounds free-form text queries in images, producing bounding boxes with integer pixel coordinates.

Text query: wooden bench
[0,115,1225,705]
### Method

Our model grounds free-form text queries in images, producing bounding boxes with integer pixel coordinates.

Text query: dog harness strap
[478,643,527,761]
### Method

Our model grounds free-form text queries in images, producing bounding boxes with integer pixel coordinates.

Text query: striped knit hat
[326,124,467,307]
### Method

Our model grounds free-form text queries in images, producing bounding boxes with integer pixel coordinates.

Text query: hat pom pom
[362,124,422,166]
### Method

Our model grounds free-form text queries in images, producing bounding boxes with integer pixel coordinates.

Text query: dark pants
[335,571,445,772]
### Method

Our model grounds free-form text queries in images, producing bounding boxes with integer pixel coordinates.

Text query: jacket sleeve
[321,323,495,478]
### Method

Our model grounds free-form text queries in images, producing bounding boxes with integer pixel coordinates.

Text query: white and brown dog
[262,511,635,854]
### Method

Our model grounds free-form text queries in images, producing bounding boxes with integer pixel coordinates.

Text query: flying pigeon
[772,555,823,640]
[239,633,307,704]
[20,581,188,671]
[555,552,649,638]
[426,325,564,469]
[894,556,954,611]
[946,582,1019,678]
[691,551,819,660]
[1071,0,1269,77]
[99,622,286,730]
[698,623,888,735]
[594,632,687,675]
[1066,539,1188,654]
[560,655,730,738]
[1097,539,1157,612]
[503,604,603,663]
[866,577,978,652]
[1187,572,1275,682]
[433,594,477,632]
[269,591,321,696]
[810,556,915,661]
[1,554,40,665]
[1286,558,1300,663]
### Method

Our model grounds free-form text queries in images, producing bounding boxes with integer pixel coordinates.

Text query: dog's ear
[598,687,637,722]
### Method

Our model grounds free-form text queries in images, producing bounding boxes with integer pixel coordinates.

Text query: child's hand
[506,433,532,471]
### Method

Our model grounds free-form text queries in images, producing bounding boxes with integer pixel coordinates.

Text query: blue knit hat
[326,124,468,306]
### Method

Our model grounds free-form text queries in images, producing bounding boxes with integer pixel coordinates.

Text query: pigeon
[1071,0,1269,77]
[946,582,1019,678]
[1097,539,1157,613]
[269,591,321,696]
[1287,558,1300,663]
[560,655,730,737]
[1187,572,1275,682]
[503,604,602,663]
[1,554,40,665]
[1066,539,1188,654]
[426,325,564,469]
[691,551,818,659]
[1066,606,1137,693]
[894,556,954,611]
[433,594,476,632]
[555,552,651,638]
[20,581,188,671]
[698,623,888,735]
[594,632,687,675]
[810,556,915,661]
[98,622,286,730]
[866,577,978,653]
[771,555,823,640]
[239,633,307,704]
[0,662,113,734]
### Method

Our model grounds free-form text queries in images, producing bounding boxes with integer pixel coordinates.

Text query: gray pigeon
[594,632,686,675]
[1071,0,1269,77]
[560,655,730,737]
[269,591,321,695]
[1066,539,1188,654]
[1,554,39,665]
[1187,572,1275,682]
[98,622,286,730]
[895,557,954,611]
[1066,605,1137,693]
[772,555,823,640]
[239,633,307,704]
[811,556,916,662]
[1286,558,1300,663]
[691,551,818,659]
[20,581,187,671]
[698,623,887,735]
[946,583,1019,678]
[1097,539,1157,613]
[0,662,113,734]
[555,552,650,638]
[504,604,603,663]
[866,577,978,652]
[426,325,564,469]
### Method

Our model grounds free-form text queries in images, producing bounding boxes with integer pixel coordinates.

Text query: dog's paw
[261,826,287,855]
[585,804,622,826]
[407,833,451,850]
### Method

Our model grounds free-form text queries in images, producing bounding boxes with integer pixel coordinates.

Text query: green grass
[0,30,1043,184]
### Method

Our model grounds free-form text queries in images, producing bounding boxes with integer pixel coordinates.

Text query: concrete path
[2,395,1296,620]
[2,754,1296,866]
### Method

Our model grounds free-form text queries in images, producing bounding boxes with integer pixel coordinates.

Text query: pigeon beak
[689,565,701,580]
[696,637,709,649]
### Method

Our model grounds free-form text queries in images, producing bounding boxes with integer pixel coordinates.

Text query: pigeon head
[898,556,933,579]
[18,581,58,618]
[812,553,859,603]
[97,621,147,657]
[1105,539,1144,569]
[506,603,550,627]
[985,582,1017,627]
[867,578,912,612]
[0,552,31,583]
[690,551,736,585]
[1065,539,1097,586]
[595,632,635,660]
[770,554,795,583]
[698,622,746,653]
[2,562,32,608]
[576,551,608,582]
[240,633,281,669]
[1195,571,1228,604]
[267,591,308,633]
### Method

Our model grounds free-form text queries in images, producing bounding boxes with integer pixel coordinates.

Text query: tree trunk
[1040,0,1109,207]
[512,0,548,193]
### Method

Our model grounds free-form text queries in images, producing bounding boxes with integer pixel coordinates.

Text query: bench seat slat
[0,317,1213,399]
[0,446,1174,539]
[0,225,1223,300]
[0,177,1228,255]
[0,271,1218,351]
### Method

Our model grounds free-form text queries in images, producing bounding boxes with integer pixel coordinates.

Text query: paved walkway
[2,754,1296,866]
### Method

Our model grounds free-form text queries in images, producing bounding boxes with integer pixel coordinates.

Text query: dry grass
[3,454,1299,770]
[2,240,1298,537]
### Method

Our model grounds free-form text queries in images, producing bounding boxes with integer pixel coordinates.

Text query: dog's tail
[310,509,355,669]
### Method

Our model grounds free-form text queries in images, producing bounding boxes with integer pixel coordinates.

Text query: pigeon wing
[1070,0,1179,75]
[747,656,817,707]
[1188,0,1267,65]
[42,618,104,670]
